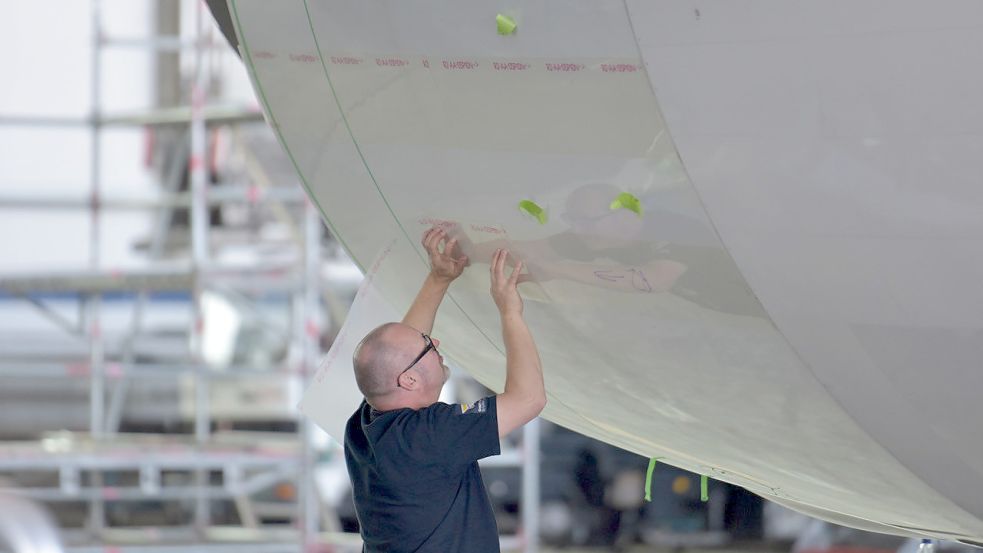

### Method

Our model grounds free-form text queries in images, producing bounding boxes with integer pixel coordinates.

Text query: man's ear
[397,369,420,391]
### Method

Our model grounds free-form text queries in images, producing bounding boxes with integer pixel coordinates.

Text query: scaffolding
[0,2,541,553]
[0,1,332,551]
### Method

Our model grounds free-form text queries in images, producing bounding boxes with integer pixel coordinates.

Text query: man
[345,226,546,552]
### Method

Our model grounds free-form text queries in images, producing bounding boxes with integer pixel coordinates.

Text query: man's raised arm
[402,227,468,334]
[489,249,546,438]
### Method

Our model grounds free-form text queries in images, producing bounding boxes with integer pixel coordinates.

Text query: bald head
[353,322,448,409]
[352,322,406,401]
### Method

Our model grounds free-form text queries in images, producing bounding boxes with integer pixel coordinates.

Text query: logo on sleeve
[460,398,487,415]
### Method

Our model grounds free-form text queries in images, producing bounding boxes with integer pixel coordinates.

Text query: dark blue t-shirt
[344,396,501,553]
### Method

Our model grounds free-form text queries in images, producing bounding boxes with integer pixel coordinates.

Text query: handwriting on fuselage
[594,268,652,292]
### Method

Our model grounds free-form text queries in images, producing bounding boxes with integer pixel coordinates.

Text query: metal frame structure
[0,1,328,551]
[0,2,541,552]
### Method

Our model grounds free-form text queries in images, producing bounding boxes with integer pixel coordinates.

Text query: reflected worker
[345,226,546,552]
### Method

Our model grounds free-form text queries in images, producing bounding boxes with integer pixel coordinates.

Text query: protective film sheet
[299,241,400,443]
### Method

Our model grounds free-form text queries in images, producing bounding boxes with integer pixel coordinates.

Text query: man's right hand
[490,248,545,438]
[490,249,524,315]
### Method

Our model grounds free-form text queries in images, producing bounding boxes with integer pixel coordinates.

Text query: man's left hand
[423,226,469,283]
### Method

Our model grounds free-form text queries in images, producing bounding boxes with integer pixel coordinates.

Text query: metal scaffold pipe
[299,202,322,548]
[86,0,106,541]
[190,0,213,535]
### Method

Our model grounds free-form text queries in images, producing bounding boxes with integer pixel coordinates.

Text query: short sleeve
[402,396,500,467]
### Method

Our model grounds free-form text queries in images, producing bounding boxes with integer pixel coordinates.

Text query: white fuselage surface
[228,0,983,543]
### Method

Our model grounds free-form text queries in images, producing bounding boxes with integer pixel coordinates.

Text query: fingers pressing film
[423,225,469,281]
[491,248,505,279]
[489,248,528,276]
[491,249,525,284]
[510,261,524,285]
[422,226,463,257]
[423,227,443,253]
[489,249,525,315]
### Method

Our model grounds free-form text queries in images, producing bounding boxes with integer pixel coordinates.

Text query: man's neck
[371,394,436,412]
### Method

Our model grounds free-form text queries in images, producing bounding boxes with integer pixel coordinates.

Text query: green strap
[496,14,517,35]
[518,200,547,224]
[609,192,642,216]
[644,458,658,502]
[700,474,709,502]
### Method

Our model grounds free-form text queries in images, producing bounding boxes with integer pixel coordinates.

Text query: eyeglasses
[396,333,437,389]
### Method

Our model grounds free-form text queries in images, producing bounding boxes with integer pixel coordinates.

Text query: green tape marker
[518,200,547,224]
[609,192,642,216]
[700,475,709,502]
[496,14,517,35]
[644,458,658,502]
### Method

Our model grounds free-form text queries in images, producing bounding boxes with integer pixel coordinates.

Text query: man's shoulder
[352,397,499,440]
[458,396,494,415]
[345,401,409,443]
[419,396,496,417]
